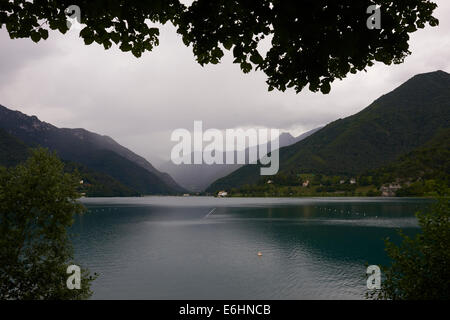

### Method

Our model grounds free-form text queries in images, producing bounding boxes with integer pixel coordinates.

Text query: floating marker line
[204,208,216,219]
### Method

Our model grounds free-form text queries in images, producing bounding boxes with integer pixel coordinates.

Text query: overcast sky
[0,1,449,167]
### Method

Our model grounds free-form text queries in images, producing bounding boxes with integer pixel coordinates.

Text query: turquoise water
[71,197,430,299]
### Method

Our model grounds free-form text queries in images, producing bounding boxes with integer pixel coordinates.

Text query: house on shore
[380,183,402,197]
[217,191,228,197]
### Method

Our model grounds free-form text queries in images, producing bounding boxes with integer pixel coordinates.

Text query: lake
[72,197,430,300]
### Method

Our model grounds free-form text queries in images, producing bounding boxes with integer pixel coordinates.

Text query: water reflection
[72,197,428,299]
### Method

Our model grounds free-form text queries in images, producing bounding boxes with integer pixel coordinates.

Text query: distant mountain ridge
[159,128,321,192]
[207,70,450,192]
[0,104,185,195]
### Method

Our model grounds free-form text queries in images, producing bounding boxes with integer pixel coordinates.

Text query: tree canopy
[0,0,438,93]
[367,194,450,300]
[0,148,95,299]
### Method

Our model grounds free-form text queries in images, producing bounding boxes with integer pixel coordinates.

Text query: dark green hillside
[221,129,449,198]
[69,148,177,195]
[0,130,142,196]
[0,129,29,167]
[207,70,450,192]
[0,104,185,195]
[64,162,140,197]
[368,128,450,193]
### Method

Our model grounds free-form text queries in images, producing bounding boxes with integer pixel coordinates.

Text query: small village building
[217,191,228,197]
[380,183,402,197]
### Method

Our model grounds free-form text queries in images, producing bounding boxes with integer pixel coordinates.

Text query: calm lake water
[72,197,431,300]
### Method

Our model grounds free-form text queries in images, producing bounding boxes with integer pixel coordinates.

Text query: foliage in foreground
[0,149,95,299]
[367,193,450,300]
[1,1,439,93]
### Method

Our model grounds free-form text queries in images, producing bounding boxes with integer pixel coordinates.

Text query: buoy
[257,252,263,257]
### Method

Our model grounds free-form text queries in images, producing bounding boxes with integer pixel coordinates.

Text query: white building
[380,183,402,197]
[217,191,228,197]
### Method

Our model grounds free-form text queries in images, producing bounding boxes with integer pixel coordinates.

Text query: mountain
[158,154,241,192]
[0,128,30,167]
[63,161,141,197]
[159,129,320,192]
[370,127,450,185]
[70,129,183,193]
[0,128,139,196]
[207,70,450,192]
[0,104,185,195]
[291,127,322,143]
